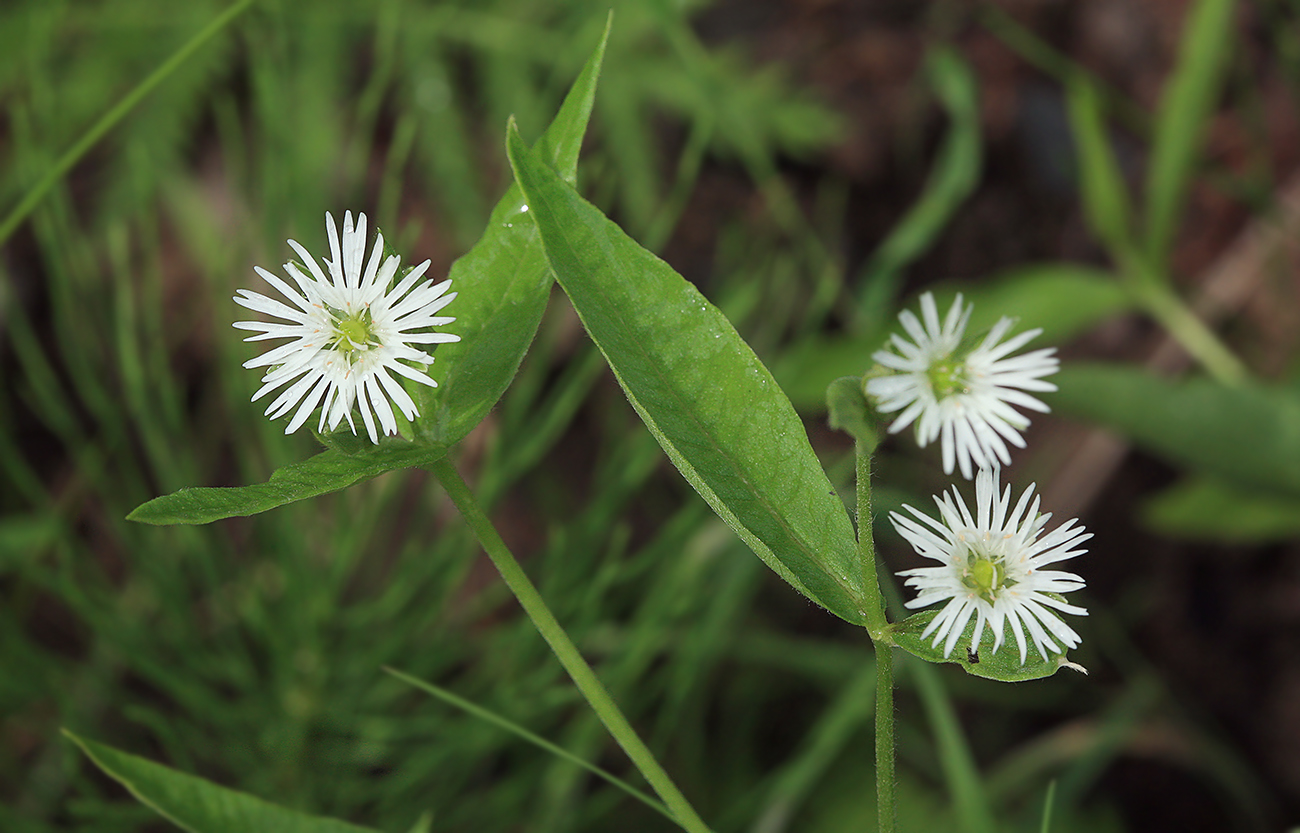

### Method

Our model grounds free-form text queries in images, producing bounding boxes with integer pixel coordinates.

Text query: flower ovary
[926,357,968,399]
[959,537,1016,604]
[330,307,377,358]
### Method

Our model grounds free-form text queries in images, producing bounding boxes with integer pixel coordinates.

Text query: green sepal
[826,376,879,450]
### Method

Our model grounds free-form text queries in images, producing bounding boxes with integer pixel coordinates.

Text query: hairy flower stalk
[890,468,1090,665]
[866,292,1058,479]
[234,211,459,443]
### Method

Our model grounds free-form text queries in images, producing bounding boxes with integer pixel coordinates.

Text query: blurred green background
[2,0,1299,831]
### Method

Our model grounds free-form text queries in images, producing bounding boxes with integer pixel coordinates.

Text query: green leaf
[1143,474,1300,543]
[128,444,447,525]
[64,731,378,833]
[505,123,868,626]
[415,15,610,447]
[1145,0,1235,267]
[126,21,610,525]
[856,47,980,314]
[1053,363,1300,497]
[826,376,878,449]
[890,609,1079,683]
[1065,76,1135,259]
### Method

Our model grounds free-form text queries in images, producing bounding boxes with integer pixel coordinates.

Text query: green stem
[855,439,895,832]
[0,0,257,248]
[875,639,896,833]
[428,457,713,833]
[855,440,888,639]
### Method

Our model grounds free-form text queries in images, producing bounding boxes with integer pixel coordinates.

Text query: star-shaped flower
[865,292,1058,479]
[890,467,1089,665]
[234,211,458,443]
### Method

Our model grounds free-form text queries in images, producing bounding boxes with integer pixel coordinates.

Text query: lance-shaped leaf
[127,21,610,525]
[890,609,1081,683]
[506,123,867,625]
[128,444,446,525]
[65,731,379,833]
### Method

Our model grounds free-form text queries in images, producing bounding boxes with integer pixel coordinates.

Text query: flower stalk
[855,439,896,833]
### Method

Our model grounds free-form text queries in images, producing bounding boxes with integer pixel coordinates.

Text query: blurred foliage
[0,0,1294,831]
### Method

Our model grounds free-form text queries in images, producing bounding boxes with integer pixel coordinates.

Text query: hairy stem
[856,440,888,638]
[856,439,895,832]
[875,639,896,833]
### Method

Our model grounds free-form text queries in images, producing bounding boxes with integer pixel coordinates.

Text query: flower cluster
[869,292,1088,667]
[865,292,1058,480]
[234,211,459,444]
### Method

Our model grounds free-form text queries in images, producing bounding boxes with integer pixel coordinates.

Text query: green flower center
[927,357,967,399]
[330,307,377,358]
[958,534,1016,604]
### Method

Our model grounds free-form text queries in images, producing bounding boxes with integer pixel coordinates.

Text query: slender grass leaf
[405,814,433,833]
[64,731,379,833]
[1065,77,1136,260]
[1145,0,1235,267]
[384,667,672,822]
[1039,781,1057,833]
[415,15,610,447]
[127,444,447,525]
[506,123,867,626]
[891,609,1078,682]
[856,47,980,316]
[1053,363,1300,497]
[0,0,255,247]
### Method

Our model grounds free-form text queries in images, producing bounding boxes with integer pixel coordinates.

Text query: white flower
[890,468,1089,665]
[234,211,459,444]
[865,292,1058,479]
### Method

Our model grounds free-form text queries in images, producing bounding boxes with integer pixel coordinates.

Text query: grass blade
[384,667,674,823]
[0,0,255,247]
